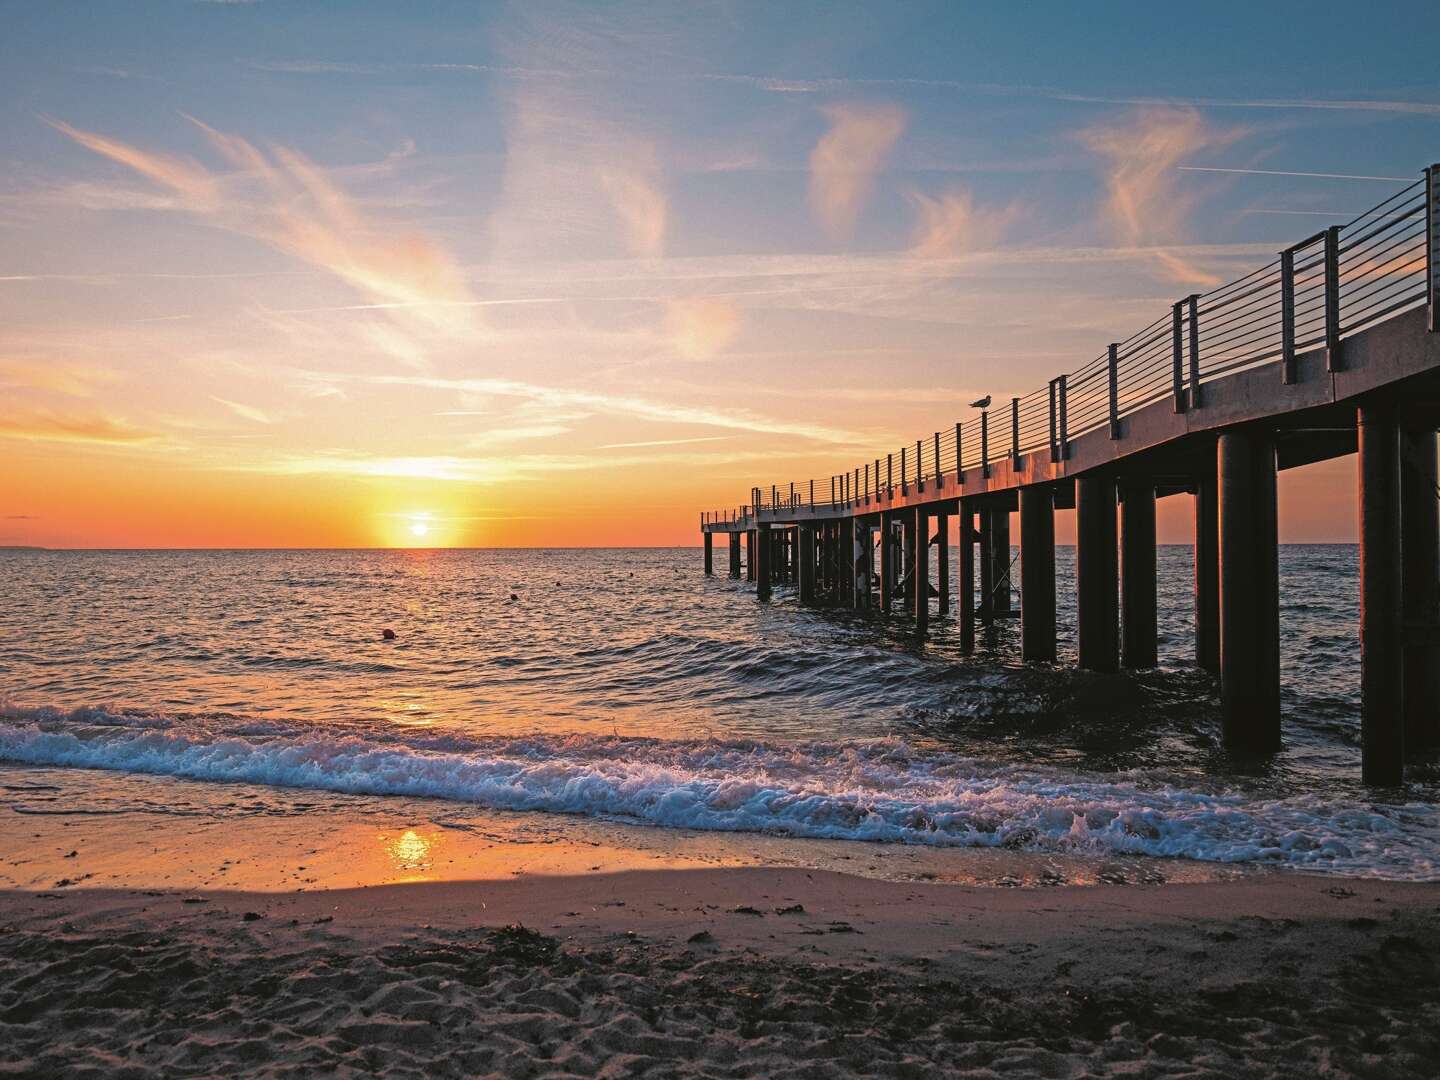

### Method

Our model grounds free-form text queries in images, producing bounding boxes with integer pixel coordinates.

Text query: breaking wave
[3,704,1437,880]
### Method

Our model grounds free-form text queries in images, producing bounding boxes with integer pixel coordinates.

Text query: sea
[3,545,1439,881]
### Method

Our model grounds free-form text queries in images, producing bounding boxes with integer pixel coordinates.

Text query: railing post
[789,482,794,509]
[809,478,814,508]
[887,453,893,495]
[1171,301,1187,413]
[916,439,923,491]
[1010,397,1020,467]
[1187,293,1201,408]
[1058,374,1068,460]
[981,410,990,478]
[1324,223,1341,370]
[771,484,777,510]
[934,432,941,488]
[1281,247,1297,384]
[864,462,870,503]
[901,445,908,494]
[1108,343,1120,439]
[1428,163,1439,334]
[830,476,836,508]
[955,422,963,484]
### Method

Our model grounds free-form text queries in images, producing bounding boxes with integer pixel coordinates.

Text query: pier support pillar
[912,506,929,632]
[1019,486,1056,662]
[1359,406,1404,783]
[978,507,996,622]
[703,532,713,576]
[988,508,1012,615]
[1120,480,1158,669]
[852,519,871,610]
[728,532,741,579]
[879,514,894,612]
[745,529,755,581]
[1218,429,1281,753]
[1076,475,1118,672]
[900,513,916,612]
[798,525,816,603]
[1194,463,1220,674]
[1402,427,1440,751]
[936,513,950,615]
[756,524,772,602]
[958,501,976,652]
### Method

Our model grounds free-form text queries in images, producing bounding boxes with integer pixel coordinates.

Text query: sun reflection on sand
[383,829,437,879]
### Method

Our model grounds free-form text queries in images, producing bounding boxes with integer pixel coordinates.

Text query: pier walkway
[699,166,1440,784]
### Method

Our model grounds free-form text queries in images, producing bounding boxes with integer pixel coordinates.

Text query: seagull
[969,395,991,409]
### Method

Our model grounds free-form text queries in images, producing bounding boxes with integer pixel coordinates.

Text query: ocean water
[2,546,1439,881]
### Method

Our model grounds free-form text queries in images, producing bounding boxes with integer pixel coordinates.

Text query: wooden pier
[701,166,1440,785]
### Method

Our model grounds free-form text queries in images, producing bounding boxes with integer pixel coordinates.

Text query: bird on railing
[970,395,991,409]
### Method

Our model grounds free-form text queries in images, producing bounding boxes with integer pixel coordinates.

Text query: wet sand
[3,795,1440,1077]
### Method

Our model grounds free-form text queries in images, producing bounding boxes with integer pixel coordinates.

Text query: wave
[2,704,1437,880]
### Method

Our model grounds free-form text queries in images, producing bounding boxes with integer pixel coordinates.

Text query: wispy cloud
[0,407,159,446]
[808,103,907,239]
[907,189,1022,258]
[1076,107,1249,286]
[0,360,119,398]
[46,115,473,337]
[1177,165,1413,183]
[210,396,277,424]
[599,435,732,449]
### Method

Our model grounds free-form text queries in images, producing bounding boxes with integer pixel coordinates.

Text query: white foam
[2,704,1437,880]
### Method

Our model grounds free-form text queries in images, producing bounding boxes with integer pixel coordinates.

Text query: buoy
[382,628,396,640]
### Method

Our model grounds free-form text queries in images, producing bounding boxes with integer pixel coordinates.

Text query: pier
[701,167,1440,784]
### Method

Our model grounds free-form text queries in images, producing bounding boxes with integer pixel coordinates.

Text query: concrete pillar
[703,532,713,576]
[1019,486,1056,662]
[936,512,950,615]
[989,508,1012,614]
[1401,427,1440,752]
[798,525,816,603]
[1218,430,1280,753]
[878,514,894,612]
[1120,480,1158,669]
[1194,464,1220,673]
[756,525,772,602]
[958,501,976,652]
[1076,475,1118,672]
[728,531,742,579]
[912,506,929,632]
[1359,406,1403,783]
[978,507,995,622]
[900,512,915,611]
[745,529,755,581]
[852,519,870,610]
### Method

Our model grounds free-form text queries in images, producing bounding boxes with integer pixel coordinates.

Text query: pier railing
[700,166,1438,528]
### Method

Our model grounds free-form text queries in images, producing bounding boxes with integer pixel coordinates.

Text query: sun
[410,520,430,538]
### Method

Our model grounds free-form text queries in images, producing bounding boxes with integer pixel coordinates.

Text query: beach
[4,799,1439,1078]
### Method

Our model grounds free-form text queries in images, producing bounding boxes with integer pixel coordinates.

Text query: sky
[1,0,1437,548]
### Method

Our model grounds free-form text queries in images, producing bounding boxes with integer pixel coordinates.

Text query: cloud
[293,369,868,444]
[0,360,119,397]
[47,115,473,336]
[665,297,740,360]
[808,103,907,239]
[907,189,1022,258]
[0,407,159,446]
[599,435,732,449]
[210,396,278,424]
[598,144,667,258]
[1075,107,1249,285]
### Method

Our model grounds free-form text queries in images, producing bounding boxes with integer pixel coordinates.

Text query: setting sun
[410,520,429,538]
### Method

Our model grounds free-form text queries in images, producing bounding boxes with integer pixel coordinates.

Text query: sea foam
[2,704,1437,880]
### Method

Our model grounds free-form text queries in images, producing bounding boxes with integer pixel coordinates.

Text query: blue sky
[1,1,1437,545]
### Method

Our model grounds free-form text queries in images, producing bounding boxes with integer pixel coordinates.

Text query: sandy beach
[4,785,1439,1078]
